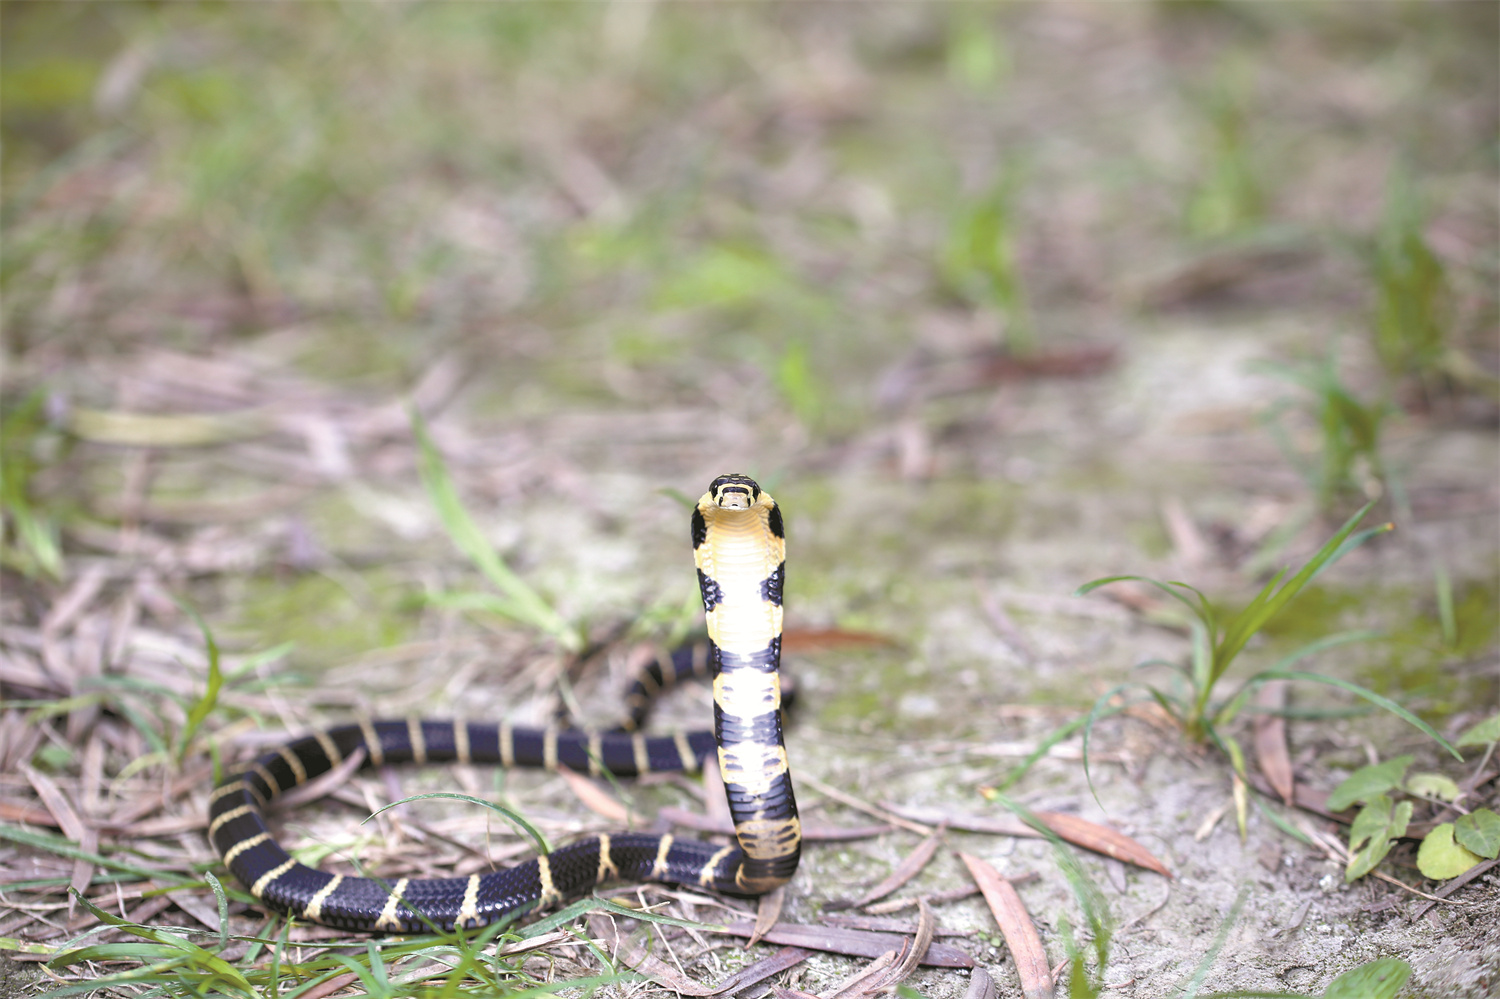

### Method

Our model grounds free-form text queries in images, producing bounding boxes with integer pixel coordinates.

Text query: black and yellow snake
[208,474,800,931]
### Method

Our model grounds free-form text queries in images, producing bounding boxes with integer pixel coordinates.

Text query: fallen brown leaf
[959,853,1052,999]
[851,825,945,908]
[965,967,996,999]
[1030,810,1172,879]
[297,972,361,999]
[750,885,784,947]
[799,775,932,835]
[821,901,934,999]
[1253,681,1294,807]
[557,764,639,824]
[886,802,1172,878]
[21,765,88,843]
[715,920,972,968]
[711,946,810,996]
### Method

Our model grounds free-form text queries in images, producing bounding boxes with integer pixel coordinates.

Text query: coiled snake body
[209,474,799,931]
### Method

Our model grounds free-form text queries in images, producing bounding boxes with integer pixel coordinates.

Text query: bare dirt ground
[2,4,1496,997]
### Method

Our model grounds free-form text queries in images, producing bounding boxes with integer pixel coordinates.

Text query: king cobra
[208,473,800,931]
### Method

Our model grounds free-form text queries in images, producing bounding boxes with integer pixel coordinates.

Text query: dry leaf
[1031,811,1173,879]
[21,765,88,842]
[965,967,996,999]
[557,764,637,824]
[711,946,810,996]
[821,901,934,999]
[1193,798,1233,842]
[297,972,361,999]
[715,920,972,968]
[799,774,932,835]
[820,949,897,999]
[1253,681,1294,807]
[852,825,945,908]
[959,852,1052,999]
[750,885,785,947]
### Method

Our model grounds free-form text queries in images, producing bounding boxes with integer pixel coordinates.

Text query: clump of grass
[1368,166,1453,397]
[1076,501,1460,798]
[1257,350,1392,515]
[1184,56,1264,240]
[411,408,583,653]
[940,170,1035,354]
[0,388,66,580]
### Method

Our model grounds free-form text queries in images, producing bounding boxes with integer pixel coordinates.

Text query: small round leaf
[1404,772,1463,802]
[1417,823,1483,880]
[1454,808,1500,860]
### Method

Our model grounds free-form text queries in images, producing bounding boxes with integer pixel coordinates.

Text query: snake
[208,473,800,932]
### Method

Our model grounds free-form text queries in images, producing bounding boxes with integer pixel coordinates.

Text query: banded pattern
[691,473,800,893]
[209,473,799,931]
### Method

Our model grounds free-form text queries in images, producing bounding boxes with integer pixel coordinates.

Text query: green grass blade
[1212,502,1384,679]
[1177,883,1250,999]
[1252,669,1460,759]
[362,792,551,854]
[1076,575,1217,633]
[1080,682,1153,809]
[1434,562,1457,647]
[174,600,224,764]
[410,407,580,651]
[992,713,1090,793]
[1249,795,1315,846]
[0,825,192,884]
[987,791,1112,985]
[1214,630,1380,725]
[1265,630,1381,673]
[205,871,230,950]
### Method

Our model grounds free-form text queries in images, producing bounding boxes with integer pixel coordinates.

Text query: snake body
[209,473,799,931]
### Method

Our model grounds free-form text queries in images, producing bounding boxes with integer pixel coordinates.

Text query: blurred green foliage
[1259,352,1390,515]
[0,391,66,580]
[1184,56,1265,239]
[941,172,1034,353]
[1369,167,1452,388]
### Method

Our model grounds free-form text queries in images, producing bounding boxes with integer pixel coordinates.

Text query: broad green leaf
[1456,712,1500,747]
[1454,808,1500,860]
[1327,755,1413,812]
[1322,958,1411,999]
[1416,823,1483,880]
[1344,796,1411,882]
[1346,795,1392,854]
[1404,772,1462,802]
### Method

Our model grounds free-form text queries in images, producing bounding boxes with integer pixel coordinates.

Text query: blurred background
[4,0,1494,669]
[1,2,1498,990]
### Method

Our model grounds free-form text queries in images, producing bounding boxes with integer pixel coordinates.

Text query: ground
[1,4,1497,998]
